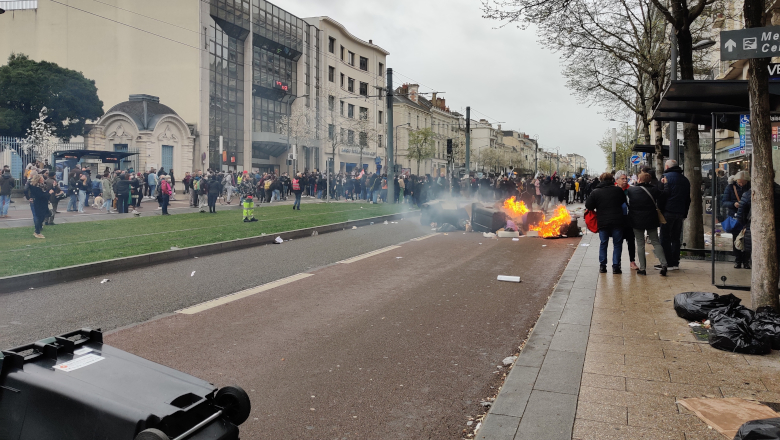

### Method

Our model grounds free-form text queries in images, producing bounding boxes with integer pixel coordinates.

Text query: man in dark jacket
[0,166,15,218]
[722,171,751,268]
[627,172,668,275]
[737,179,780,268]
[585,172,628,274]
[658,160,691,270]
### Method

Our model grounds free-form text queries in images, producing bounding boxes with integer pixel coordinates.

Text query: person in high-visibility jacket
[243,195,257,222]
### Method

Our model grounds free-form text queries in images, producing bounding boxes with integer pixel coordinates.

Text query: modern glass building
[206,0,320,173]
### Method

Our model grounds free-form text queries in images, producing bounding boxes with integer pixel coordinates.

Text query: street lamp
[609,119,630,171]
[394,122,410,175]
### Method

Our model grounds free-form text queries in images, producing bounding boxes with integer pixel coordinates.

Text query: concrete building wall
[310,16,388,173]
[0,0,202,125]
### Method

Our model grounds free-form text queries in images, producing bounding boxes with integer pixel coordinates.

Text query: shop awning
[653,80,780,131]
[53,149,138,163]
[634,144,670,156]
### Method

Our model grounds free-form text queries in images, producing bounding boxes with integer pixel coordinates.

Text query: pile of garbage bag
[734,417,780,440]
[673,292,780,355]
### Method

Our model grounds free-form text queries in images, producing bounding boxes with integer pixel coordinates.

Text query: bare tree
[277,105,315,174]
[407,127,436,175]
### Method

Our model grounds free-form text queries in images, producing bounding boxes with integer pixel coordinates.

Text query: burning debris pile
[500,197,575,238]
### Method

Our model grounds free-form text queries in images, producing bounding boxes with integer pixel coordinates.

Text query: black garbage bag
[751,307,780,350]
[708,308,771,355]
[673,292,741,321]
[436,223,458,232]
[734,417,780,440]
[708,301,756,323]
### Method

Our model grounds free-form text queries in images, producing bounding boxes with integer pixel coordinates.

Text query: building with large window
[0,0,384,177]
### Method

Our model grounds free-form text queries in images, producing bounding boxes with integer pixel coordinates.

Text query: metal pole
[386,68,394,203]
[465,107,471,176]
[669,30,678,163]
[534,139,538,175]
[612,128,617,170]
[711,113,716,285]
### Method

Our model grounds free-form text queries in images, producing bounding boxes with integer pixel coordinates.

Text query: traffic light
[447,139,453,155]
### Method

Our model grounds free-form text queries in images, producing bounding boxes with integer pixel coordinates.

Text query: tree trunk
[676,25,705,250]
[683,123,704,249]
[416,159,420,176]
[745,0,779,310]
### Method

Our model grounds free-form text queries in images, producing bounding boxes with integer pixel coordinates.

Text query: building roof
[105,95,179,131]
[392,88,429,112]
[310,16,390,56]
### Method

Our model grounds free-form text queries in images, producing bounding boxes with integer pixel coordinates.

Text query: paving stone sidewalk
[479,232,780,440]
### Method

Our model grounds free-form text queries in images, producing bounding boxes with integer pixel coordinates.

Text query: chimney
[408,84,419,103]
[369,39,373,44]
[431,92,437,104]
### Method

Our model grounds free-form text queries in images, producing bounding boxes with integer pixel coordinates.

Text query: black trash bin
[0,328,250,440]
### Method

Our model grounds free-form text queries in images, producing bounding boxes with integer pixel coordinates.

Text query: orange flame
[531,205,572,238]
[503,196,529,218]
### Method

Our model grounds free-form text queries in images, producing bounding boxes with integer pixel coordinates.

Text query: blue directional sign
[740,114,753,154]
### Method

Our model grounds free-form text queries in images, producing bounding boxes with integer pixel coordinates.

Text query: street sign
[630,155,641,165]
[740,114,753,155]
[721,26,780,60]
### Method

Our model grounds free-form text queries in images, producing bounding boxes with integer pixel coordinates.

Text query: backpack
[292,179,300,191]
[264,179,272,190]
[193,179,200,192]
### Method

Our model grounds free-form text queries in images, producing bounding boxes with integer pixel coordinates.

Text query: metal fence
[0,136,85,188]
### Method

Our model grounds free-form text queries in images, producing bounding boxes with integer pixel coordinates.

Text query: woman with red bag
[585,172,627,274]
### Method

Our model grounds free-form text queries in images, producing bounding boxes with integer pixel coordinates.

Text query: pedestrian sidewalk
[478,232,780,440]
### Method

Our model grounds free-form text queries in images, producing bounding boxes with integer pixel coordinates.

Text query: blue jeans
[78,190,86,212]
[316,189,323,199]
[293,192,301,209]
[0,195,9,216]
[598,228,623,268]
[68,193,78,211]
[30,202,38,225]
[161,194,170,214]
[273,189,281,201]
[372,190,380,203]
[149,185,156,201]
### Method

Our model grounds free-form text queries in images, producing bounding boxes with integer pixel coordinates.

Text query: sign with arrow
[721,26,780,61]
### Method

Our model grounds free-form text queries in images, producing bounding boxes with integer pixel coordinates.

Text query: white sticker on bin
[54,353,104,372]
[73,347,92,356]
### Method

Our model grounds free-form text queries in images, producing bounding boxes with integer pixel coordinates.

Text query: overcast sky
[280,0,615,173]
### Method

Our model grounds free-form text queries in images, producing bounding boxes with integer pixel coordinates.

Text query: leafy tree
[598,126,634,173]
[406,127,436,175]
[0,54,104,139]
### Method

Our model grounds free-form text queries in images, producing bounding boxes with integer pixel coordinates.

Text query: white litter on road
[497,275,521,283]
[275,236,284,244]
[100,279,109,284]
[512,238,520,241]
[352,226,358,230]
[581,244,590,247]
[191,271,196,277]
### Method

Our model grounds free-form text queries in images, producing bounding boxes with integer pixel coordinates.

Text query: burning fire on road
[500,197,573,238]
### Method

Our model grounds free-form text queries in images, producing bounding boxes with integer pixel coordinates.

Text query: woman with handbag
[627,172,668,276]
[721,171,750,269]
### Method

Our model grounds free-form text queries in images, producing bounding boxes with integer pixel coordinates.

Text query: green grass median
[0,203,415,278]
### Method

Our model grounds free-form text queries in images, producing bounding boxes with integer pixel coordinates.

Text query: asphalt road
[0,214,428,348]
[104,233,576,439]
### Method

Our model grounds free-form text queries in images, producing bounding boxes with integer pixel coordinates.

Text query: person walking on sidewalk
[76,173,89,213]
[291,173,303,210]
[100,172,114,213]
[722,170,751,269]
[615,171,639,271]
[44,171,63,225]
[627,172,668,276]
[160,175,172,215]
[0,166,15,218]
[585,172,627,274]
[658,160,691,271]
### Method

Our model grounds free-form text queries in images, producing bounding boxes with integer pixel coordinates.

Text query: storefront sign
[340,147,376,158]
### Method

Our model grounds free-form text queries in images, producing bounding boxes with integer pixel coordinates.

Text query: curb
[0,212,416,294]
[477,233,598,440]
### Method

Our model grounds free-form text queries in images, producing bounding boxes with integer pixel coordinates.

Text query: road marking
[411,233,440,241]
[176,273,314,315]
[338,246,401,264]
